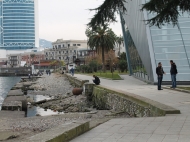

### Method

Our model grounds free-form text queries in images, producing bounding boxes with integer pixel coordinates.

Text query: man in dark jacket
[93,75,100,85]
[156,62,165,90]
[170,60,178,89]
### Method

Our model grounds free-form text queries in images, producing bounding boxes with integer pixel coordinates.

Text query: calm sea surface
[0,77,21,110]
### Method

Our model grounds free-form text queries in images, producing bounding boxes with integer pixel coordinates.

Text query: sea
[0,76,61,116]
[0,77,21,110]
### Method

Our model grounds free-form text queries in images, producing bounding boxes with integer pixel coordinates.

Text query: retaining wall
[65,74,89,87]
[66,75,180,117]
[92,86,180,117]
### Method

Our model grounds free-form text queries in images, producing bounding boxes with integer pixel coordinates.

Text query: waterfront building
[7,51,44,67]
[0,0,39,50]
[45,39,88,65]
[75,48,96,66]
[114,43,125,57]
[121,0,190,84]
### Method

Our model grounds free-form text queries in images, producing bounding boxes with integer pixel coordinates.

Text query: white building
[45,39,87,64]
[114,43,125,56]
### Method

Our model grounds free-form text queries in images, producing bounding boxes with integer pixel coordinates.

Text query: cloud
[39,0,122,41]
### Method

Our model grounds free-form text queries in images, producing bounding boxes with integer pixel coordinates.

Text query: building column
[119,11,133,75]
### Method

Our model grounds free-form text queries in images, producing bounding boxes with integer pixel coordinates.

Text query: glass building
[0,0,39,50]
[122,0,190,84]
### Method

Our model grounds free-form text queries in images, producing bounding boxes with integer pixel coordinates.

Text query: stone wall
[92,86,180,117]
[65,74,89,87]
[65,75,180,117]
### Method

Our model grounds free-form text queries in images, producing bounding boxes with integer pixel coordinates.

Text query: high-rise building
[0,0,39,50]
[121,0,190,84]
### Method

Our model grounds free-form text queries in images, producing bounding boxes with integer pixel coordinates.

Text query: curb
[163,86,190,94]
[25,119,110,142]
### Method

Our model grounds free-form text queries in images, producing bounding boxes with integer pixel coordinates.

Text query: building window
[58,45,61,48]
[77,44,81,46]
[68,44,70,47]
[73,44,76,46]
[62,44,64,47]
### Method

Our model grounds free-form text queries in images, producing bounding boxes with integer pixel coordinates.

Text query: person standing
[70,68,74,76]
[156,62,165,90]
[170,60,178,89]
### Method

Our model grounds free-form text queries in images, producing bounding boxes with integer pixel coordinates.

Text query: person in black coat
[170,60,178,89]
[93,75,100,85]
[156,62,165,90]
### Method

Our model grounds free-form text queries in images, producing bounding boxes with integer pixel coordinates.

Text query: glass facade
[123,0,190,83]
[0,0,36,50]
[126,30,150,81]
[148,12,190,81]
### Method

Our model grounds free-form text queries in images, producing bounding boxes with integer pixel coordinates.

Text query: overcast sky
[39,0,122,42]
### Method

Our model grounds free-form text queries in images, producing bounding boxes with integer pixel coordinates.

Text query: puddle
[27,94,63,117]
[27,106,61,117]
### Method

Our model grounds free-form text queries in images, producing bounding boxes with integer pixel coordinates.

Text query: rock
[85,114,92,119]
[87,110,98,114]
[72,107,79,112]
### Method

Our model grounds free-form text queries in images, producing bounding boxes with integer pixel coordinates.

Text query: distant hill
[39,39,52,48]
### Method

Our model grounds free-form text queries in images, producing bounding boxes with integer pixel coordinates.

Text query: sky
[38,0,122,42]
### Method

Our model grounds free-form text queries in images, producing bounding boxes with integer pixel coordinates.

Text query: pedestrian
[92,75,100,85]
[170,60,178,89]
[156,62,165,90]
[70,68,74,76]
[28,73,31,79]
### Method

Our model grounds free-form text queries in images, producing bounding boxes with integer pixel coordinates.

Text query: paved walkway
[70,74,190,142]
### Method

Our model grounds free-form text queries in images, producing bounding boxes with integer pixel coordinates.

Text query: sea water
[0,77,21,110]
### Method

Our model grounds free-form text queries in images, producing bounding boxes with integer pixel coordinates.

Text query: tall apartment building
[45,39,87,64]
[0,0,39,50]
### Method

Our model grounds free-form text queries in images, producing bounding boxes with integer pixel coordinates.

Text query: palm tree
[87,25,117,72]
[116,35,123,56]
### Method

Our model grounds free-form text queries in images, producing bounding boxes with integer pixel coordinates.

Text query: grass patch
[76,70,124,80]
[92,72,122,80]
[177,87,190,91]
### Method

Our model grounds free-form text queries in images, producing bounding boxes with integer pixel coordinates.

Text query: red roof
[35,63,51,66]
[0,62,6,65]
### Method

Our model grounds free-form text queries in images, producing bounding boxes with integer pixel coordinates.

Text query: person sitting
[93,75,100,85]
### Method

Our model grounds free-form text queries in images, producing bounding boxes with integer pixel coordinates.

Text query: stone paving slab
[70,74,190,142]
[71,116,190,142]
[2,101,22,111]
[3,96,27,111]
[7,89,24,96]
[0,111,25,119]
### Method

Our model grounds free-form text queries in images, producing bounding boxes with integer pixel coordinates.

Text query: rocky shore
[0,73,129,142]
